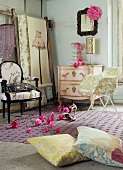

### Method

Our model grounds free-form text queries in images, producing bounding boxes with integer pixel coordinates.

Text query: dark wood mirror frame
[77,8,98,36]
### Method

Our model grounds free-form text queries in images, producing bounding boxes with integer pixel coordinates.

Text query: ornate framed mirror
[77,8,98,36]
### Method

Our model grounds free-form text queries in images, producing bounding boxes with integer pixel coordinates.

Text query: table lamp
[86,37,95,65]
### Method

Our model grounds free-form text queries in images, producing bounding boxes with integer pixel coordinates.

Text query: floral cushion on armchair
[5,82,38,92]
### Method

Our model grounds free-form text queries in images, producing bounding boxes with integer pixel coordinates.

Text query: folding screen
[18,15,50,107]
[27,16,51,86]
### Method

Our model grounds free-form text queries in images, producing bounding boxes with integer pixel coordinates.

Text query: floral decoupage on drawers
[57,65,103,105]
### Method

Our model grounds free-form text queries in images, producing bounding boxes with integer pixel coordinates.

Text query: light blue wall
[0,0,24,11]
[46,0,108,89]
[0,0,42,17]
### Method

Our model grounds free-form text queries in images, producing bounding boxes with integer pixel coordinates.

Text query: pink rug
[0,106,123,143]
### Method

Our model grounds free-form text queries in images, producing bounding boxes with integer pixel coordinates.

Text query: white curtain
[112,0,123,82]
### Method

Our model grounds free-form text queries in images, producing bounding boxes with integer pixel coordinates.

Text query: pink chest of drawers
[57,65,103,105]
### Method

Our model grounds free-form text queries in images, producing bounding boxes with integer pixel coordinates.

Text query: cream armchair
[78,67,121,127]
[0,61,42,123]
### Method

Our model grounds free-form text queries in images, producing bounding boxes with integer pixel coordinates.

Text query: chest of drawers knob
[72,86,76,93]
[72,71,76,77]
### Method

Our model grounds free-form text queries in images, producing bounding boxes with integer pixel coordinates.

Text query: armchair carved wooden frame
[0,61,42,123]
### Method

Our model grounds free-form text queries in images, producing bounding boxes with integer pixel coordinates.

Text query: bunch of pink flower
[57,105,64,112]
[11,111,61,134]
[73,60,85,68]
[57,104,70,112]
[87,6,102,21]
[31,112,60,133]
[57,105,70,120]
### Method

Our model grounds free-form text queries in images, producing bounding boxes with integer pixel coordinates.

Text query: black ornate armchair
[0,61,42,123]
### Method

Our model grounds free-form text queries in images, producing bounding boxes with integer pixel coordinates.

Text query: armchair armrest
[23,76,39,81]
[1,80,7,92]
[23,76,39,87]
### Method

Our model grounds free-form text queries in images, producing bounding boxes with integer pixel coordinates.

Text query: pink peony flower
[51,116,55,121]
[58,114,64,120]
[44,127,49,132]
[73,61,79,68]
[61,105,65,110]
[78,60,86,66]
[56,127,60,133]
[78,61,82,66]
[57,105,62,112]
[26,127,32,133]
[81,61,86,65]
[50,112,55,118]
[39,115,45,122]
[11,120,19,128]
[49,121,54,128]
[63,107,69,113]
[34,118,42,126]
[46,118,51,124]
[87,6,102,21]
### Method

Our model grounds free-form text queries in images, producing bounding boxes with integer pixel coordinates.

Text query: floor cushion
[73,126,123,167]
[27,134,89,166]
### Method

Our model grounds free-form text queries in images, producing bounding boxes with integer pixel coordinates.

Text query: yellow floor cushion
[27,134,89,166]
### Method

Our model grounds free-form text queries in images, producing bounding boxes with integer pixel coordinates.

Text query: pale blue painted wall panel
[26,0,41,17]
[0,0,42,17]
[0,0,24,11]
[47,0,108,91]
[47,0,108,67]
